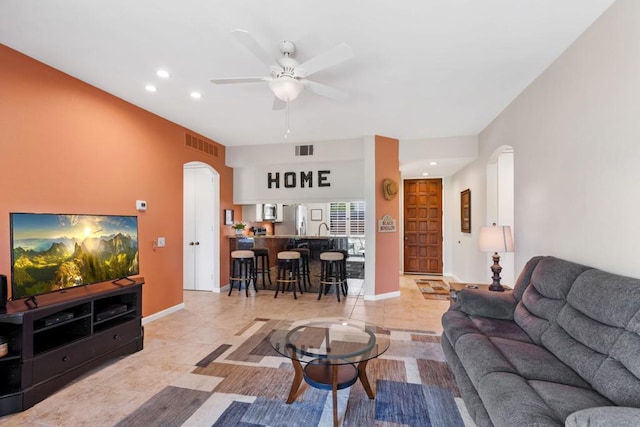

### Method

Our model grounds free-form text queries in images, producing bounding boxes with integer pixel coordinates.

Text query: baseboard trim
[363,290,401,301]
[142,302,185,325]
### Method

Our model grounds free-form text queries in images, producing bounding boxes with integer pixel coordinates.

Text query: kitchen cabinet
[242,204,263,222]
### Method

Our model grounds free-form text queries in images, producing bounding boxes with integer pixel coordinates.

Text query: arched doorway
[486,146,515,286]
[183,161,220,292]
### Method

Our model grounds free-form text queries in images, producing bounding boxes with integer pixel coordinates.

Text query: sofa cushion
[568,269,640,329]
[477,373,612,427]
[454,333,517,387]
[527,380,612,422]
[477,372,563,427]
[514,257,591,344]
[547,268,640,406]
[489,337,589,388]
[455,289,517,320]
[511,255,543,301]
[591,358,640,407]
[566,406,640,427]
[541,324,608,385]
[443,310,533,346]
[441,335,495,427]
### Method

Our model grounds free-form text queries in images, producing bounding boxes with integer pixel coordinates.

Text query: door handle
[195,241,200,245]
[189,242,194,246]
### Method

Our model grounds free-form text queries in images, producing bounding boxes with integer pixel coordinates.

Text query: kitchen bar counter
[228,235,345,266]
[227,235,334,239]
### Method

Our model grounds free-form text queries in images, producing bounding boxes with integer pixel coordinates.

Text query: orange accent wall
[0,44,237,316]
[374,135,400,295]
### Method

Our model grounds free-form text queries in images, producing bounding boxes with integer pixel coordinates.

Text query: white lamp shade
[269,76,304,101]
[479,225,514,253]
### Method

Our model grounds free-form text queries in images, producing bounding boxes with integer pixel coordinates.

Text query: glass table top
[269,317,390,365]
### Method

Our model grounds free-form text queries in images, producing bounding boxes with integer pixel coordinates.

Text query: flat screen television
[10,213,139,300]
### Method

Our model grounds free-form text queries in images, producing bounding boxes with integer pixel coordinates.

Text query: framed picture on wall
[224,209,234,225]
[461,189,471,233]
[311,209,322,221]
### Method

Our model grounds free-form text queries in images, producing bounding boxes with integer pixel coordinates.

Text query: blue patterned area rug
[117,318,469,427]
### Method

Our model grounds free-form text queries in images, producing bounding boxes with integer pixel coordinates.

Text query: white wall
[233,159,365,204]
[450,0,640,281]
[306,202,329,235]
[228,138,366,204]
[399,135,478,178]
[448,159,489,283]
[496,151,515,285]
[481,149,515,285]
[226,138,363,166]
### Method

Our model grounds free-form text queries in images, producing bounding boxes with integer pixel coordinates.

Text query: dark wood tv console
[0,278,144,416]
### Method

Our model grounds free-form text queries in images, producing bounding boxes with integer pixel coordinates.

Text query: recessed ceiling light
[145,84,157,92]
[156,69,170,78]
[422,172,430,176]
[429,161,438,166]
[190,91,202,99]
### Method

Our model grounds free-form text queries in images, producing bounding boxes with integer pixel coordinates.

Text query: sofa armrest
[452,289,516,319]
[565,407,640,427]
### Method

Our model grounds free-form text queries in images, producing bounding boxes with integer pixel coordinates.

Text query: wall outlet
[157,237,166,247]
[136,200,147,211]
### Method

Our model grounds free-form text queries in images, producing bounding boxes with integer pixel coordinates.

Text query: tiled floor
[1,275,453,426]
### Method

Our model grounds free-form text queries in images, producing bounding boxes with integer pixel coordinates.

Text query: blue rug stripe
[375,380,432,427]
[241,390,326,426]
[212,401,257,426]
[423,385,465,427]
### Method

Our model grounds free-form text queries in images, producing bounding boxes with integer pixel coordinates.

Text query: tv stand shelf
[0,278,144,416]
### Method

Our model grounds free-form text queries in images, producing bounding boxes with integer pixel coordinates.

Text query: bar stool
[291,247,312,290]
[323,249,349,297]
[319,251,345,302]
[275,251,303,299]
[229,250,257,297]
[251,248,272,289]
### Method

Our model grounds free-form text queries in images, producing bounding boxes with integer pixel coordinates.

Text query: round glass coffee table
[269,317,390,427]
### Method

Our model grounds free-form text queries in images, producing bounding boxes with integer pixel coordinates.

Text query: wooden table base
[286,358,375,427]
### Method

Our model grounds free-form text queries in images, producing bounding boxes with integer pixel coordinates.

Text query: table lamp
[478,224,514,291]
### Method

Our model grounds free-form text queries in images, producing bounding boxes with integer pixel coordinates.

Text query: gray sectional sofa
[441,256,640,426]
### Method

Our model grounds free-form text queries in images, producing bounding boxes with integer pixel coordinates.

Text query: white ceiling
[0,0,615,175]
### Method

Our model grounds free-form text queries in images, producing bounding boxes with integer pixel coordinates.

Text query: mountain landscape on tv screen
[11,214,139,299]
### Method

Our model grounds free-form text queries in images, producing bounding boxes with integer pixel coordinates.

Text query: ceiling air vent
[185,133,219,157]
[295,144,314,156]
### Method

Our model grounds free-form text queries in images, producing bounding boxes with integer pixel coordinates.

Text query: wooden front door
[404,179,443,274]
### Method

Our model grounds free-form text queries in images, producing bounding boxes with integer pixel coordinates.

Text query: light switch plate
[157,237,165,247]
[136,200,147,211]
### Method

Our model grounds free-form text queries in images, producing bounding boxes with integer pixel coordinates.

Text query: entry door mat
[116,318,467,427]
[415,279,451,300]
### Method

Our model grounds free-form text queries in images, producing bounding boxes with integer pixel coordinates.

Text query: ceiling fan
[210,30,353,110]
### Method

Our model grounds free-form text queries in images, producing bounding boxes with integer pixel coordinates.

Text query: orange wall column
[374,135,400,296]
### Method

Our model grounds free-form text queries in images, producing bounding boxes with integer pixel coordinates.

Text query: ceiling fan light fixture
[269,76,303,101]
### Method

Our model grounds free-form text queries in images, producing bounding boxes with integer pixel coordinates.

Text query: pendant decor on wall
[461,189,471,233]
[382,178,398,200]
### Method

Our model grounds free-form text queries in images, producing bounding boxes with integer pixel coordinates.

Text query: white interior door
[184,168,196,290]
[183,165,215,291]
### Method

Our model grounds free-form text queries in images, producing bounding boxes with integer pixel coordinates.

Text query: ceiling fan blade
[295,43,353,77]
[302,80,348,101]
[272,97,286,110]
[232,29,278,68]
[210,77,270,84]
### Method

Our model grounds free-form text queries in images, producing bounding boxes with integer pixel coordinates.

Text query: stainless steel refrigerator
[278,205,308,236]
